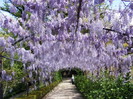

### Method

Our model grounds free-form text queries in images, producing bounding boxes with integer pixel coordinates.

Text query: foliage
[71,68,84,75]
[4,82,27,99]
[75,73,133,99]
[15,80,61,99]
[53,71,62,82]
[0,2,23,18]
[2,52,25,98]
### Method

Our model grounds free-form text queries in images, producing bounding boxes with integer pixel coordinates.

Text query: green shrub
[75,74,133,99]
[15,95,36,99]
[4,82,27,99]
[15,80,61,99]
[29,91,42,99]
[53,71,62,82]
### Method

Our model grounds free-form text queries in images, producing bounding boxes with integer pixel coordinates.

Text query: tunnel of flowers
[0,0,133,99]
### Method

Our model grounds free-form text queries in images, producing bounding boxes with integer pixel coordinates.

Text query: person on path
[71,74,74,84]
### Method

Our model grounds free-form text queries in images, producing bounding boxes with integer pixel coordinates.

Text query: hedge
[75,75,133,99]
[4,82,27,99]
[15,80,60,99]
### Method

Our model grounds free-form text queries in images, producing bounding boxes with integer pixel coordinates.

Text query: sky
[0,0,131,17]
[0,0,13,18]
[0,0,130,9]
[0,0,5,7]
[106,0,130,10]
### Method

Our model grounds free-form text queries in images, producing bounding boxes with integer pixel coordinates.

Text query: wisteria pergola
[0,0,133,98]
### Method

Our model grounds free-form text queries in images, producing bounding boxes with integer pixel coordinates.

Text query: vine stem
[75,0,83,35]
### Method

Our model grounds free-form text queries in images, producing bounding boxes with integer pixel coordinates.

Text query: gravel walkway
[42,79,83,99]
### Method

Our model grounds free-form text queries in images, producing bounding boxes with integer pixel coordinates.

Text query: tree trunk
[0,55,3,99]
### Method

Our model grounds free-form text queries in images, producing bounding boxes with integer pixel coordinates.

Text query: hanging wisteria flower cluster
[0,0,133,81]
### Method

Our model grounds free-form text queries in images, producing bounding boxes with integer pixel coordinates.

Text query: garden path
[42,79,83,99]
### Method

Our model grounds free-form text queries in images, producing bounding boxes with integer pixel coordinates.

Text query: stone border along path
[42,79,83,99]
